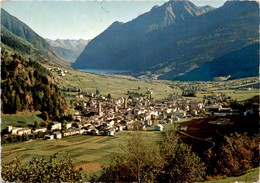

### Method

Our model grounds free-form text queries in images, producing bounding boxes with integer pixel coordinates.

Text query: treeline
[127,91,152,100]
[127,91,145,98]
[182,90,197,97]
[1,51,68,118]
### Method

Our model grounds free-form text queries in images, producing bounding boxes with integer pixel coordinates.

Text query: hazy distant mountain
[72,0,259,81]
[46,39,90,63]
[1,9,68,67]
[198,5,215,13]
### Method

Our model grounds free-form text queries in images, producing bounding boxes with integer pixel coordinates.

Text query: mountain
[46,39,90,63]
[173,43,259,81]
[198,5,215,13]
[72,0,213,70]
[72,0,259,81]
[1,9,68,67]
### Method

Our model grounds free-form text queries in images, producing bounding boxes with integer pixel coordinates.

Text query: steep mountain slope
[173,43,259,81]
[155,1,259,79]
[1,9,68,67]
[46,39,90,63]
[1,51,68,117]
[72,1,259,81]
[72,0,212,70]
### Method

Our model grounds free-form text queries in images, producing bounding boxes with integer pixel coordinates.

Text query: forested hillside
[1,50,68,118]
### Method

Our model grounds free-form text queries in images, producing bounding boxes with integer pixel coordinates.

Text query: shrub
[158,128,206,183]
[216,133,259,176]
[2,153,84,182]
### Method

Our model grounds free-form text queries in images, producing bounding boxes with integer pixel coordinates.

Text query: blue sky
[2,0,226,40]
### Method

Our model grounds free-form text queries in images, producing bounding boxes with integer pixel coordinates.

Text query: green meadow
[53,68,258,102]
[204,167,259,183]
[1,131,163,179]
[1,111,44,130]
[55,68,182,100]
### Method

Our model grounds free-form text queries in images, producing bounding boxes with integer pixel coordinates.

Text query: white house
[116,124,123,131]
[107,120,115,127]
[17,128,32,136]
[51,122,62,130]
[32,128,47,133]
[45,134,54,140]
[7,126,13,133]
[11,127,23,135]
[154,124,164,131]
[53,131,62,139]
[64,123,72,130]
[105,128,115,136]
[173,116,180,121]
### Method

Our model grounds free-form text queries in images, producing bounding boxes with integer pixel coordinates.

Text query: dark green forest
[1,50,68,118]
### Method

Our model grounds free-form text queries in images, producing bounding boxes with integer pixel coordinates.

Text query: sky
[2,0,226,40]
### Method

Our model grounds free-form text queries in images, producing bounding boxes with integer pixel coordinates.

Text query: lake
[77,69,129,74]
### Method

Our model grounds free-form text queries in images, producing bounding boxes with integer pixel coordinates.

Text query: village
[4,91,238,141]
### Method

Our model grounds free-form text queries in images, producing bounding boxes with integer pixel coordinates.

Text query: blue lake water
[77,69,129,74]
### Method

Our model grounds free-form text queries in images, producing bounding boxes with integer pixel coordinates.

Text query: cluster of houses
[70,96,208,135]
[75,91,95,99]
[5,93,240,141]
[46,67,67,77]
[6,125,47,136]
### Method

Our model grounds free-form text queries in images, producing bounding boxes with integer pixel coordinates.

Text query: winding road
[178,131,216,153]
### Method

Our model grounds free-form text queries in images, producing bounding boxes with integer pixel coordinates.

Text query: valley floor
[2,67,259,182]
[51,67,259,102]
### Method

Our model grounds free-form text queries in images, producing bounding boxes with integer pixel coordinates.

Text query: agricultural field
[53,68,182,100]
[1,130,163,180]
[51,68,258,102]
[1,111,44,130]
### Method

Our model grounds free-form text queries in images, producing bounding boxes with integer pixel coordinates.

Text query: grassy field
[205,167,259,183]
[54,68,182,100]
[1,130,163,180]
[1,111,44,130]
[52,68,258,102]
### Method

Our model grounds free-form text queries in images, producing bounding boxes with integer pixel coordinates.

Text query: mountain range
[72,0,259,81]
[46,39,90,63]
[1,9,68,67]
